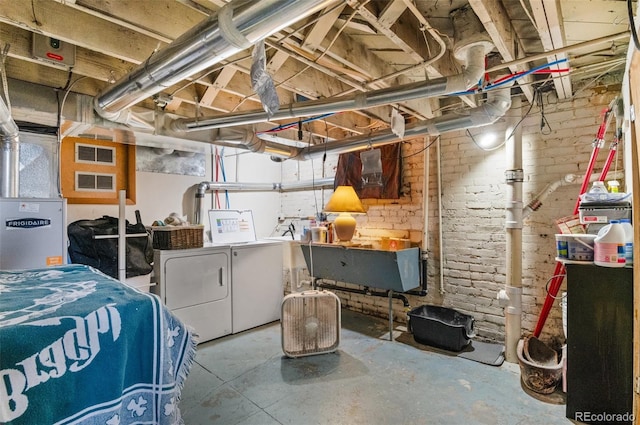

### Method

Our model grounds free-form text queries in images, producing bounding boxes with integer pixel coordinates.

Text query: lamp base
[334,212,356,242]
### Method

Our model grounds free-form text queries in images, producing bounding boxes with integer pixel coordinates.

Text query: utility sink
[299,244,420,292]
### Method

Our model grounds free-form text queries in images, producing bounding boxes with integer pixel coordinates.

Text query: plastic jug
[589,181,608,194]
[593,220,626,267]
[619,219,634,265]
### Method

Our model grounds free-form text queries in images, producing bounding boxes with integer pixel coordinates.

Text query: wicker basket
[151,225,204,250]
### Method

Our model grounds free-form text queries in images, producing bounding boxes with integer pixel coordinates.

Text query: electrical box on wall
[32,34,75,67]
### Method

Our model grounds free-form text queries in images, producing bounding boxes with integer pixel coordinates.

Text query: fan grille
[281,290,340,357]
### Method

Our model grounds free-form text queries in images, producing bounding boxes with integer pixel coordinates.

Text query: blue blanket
[0,264,196,425]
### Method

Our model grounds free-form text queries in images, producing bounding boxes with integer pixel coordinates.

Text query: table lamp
[324,185,366,242]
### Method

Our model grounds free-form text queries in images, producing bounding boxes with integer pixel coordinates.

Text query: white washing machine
[152,210,284,344]
[207,210,284,334]
[231,240,283,334]
[153,246,231,342]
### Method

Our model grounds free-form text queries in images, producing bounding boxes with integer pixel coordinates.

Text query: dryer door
[163,251,229,310]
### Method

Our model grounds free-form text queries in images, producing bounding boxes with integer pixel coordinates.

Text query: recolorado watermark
[574,411,634,423]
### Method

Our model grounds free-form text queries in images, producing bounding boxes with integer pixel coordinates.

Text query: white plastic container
[619,218,634,265]
[311,226,328,243]
[593,220,626,267]
[555,234,596,261]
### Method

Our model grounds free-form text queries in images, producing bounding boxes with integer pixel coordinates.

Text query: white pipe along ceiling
[193,177,334,225]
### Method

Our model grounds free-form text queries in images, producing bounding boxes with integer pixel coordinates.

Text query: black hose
[316,281,410,307]
[629,0,640,51]
[402,251,428,297]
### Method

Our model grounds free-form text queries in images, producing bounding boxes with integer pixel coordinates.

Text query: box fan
[281,290,341,358]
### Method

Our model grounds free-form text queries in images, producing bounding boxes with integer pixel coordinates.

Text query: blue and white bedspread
[0,264,197,425]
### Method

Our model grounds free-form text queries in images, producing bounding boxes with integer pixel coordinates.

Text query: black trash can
[408,305,475,351]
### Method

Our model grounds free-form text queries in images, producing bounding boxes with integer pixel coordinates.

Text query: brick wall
[280,85,620,344]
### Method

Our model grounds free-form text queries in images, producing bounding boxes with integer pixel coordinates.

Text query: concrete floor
[179,309,571,425]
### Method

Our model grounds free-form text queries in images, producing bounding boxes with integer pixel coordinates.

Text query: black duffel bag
[67,211,154,279]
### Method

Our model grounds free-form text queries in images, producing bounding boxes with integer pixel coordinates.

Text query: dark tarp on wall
[333,143,401,199]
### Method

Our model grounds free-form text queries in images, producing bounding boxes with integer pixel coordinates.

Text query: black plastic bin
[408,305,475,352]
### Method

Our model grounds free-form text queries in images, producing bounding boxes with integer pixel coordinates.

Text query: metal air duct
[289,86,512,160]
[172,42,492,132]
[0,96,20,197]
[194,177,334,224]
[93,0,338,124]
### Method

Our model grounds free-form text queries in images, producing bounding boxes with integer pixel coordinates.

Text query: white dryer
[153,246,231,342]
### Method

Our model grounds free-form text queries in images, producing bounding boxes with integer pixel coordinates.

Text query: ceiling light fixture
[466,129,504,151]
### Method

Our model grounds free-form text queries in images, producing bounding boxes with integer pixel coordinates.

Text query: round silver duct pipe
[193,177,334,224]
[171,43,491,132]
[174,79,448,132]
[93,0,338,119]
[0,96,20,197]
[292,86,513,160]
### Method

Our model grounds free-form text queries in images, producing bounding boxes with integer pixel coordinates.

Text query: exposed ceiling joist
[0,0,631,154]
[530,0,573,99]
[0,0,163,64]
[469,0,535,103]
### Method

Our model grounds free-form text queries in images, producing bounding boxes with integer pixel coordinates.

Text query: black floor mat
[395,332,505,366]
[457,340,505,366]
[340,309,505,366]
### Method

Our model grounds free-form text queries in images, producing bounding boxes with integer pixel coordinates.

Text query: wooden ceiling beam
[378,0,408,29]
[0,23,135,85]
[469,0,535,103]
[302,4,347,52]
[529,0,572,99]
[0,0,164,64]
[59,0,205,41]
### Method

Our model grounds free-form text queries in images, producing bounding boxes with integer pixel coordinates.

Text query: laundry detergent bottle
[593,220,626,267]
[619,218,634,265]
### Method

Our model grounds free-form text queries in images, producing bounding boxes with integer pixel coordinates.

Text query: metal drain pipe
[93,0,338,124]
[0,96,19,197]
[315,281,410,307]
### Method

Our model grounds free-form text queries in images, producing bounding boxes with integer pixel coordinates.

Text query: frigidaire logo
[6,218,51,229]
